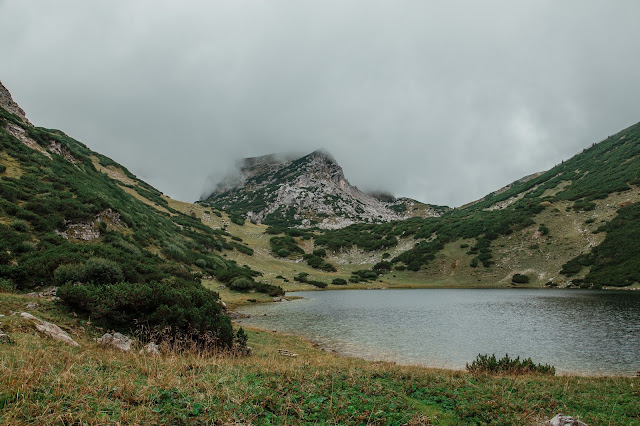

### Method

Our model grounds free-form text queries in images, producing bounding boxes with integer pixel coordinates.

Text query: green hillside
[0,92,281,348]
[309,122,640,288]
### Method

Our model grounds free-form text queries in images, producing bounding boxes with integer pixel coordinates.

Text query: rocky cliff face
[0,80,30,125]
[200,150,448,228]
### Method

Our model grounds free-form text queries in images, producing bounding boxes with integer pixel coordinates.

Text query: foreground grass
[1,294,639,425]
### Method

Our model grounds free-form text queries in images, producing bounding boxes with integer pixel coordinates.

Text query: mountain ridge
[200,149,449,229]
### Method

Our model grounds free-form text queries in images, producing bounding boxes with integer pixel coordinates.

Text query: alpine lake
[236,288,640,376]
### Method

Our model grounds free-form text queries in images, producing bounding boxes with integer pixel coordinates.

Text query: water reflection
[237,289,640,375]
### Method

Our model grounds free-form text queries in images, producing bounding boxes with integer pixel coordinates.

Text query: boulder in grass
[97,332,133,352]
[544,414,588,426]
[139,342,160,356]
[20,312,79,347]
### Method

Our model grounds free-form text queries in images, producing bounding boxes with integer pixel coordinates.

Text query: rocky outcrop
[47,140,77,164]
[3,122,51,158]
[26,287,58,299]
[97,332,133,352]
[55,209,122,241]
[58,222,100,241]
[0,80,30,124]
[543,414,588,426]
[201,150,447,229]
[20,312,79,347]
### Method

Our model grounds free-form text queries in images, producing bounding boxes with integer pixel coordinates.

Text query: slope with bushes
[311,121,640,288]
[0,82,281,347]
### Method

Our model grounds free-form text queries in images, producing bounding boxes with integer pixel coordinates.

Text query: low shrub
[307,280,327,288]
[229,277,254,292]
[0,278,15,292]
[10,220,30,233]
[331,278,347,285]
[466,353,555,376]
[373,261,392,271]
[294,272,309,283]
[58,279,236,349]
[54,258,124,285]
[83,257,124,285]
[511,273,530,284]
[312,248,326,257]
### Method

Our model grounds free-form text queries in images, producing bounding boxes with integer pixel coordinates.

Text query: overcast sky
[2,1,640,207]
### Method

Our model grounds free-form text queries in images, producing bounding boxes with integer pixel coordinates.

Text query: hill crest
[200,150,448,228]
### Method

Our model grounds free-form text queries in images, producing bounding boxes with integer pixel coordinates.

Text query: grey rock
[0,80,30,124]
[203,151,446,230]
[0,328,11,344]
[26,287,58,298]
[25,302,38,310]
[139,342,160,356]
[544,414,588,426]
[98,332,133,352]
[20,312,79,347]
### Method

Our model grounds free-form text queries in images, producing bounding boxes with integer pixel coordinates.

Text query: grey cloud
[1,0,639,207]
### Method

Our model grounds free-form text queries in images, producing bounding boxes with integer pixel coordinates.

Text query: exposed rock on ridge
[201,150,448,229]
[0,80,30,125]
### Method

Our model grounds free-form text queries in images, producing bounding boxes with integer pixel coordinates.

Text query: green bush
[58,280,236,349]
[83,257,124,285]
[53,258,124,285]
[466,353,555,376]
[331,278,347,285]
[294,272,309,283]
[163,244,188,262]
[312,248,326,257]
[0,278,15,292]
[194,259,207,269]
[373,261,392,271]
[511,273,530,284]
[54,264,85,285]
[229,277,255,292]
[307,280,327,288]
[10,220,30,233]
[538,225,550,236]
[306,256,324,269]
[270,236,304,258]
[253,281,285,297]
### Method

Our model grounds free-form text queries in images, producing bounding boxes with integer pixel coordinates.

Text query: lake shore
[1,291,639,424]
[233,288,640,377]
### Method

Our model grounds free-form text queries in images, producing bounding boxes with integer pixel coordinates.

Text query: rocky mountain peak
[0,81,30,125]
[200,150,448,229]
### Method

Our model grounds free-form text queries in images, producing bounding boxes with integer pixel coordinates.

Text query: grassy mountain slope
[0,83,283,347]
[309,121,640,288]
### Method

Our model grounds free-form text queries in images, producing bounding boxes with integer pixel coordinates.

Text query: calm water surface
[236,289,640,376]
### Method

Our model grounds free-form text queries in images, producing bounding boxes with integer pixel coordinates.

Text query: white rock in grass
[97,332,133,352]
[544,414,588,426]
[139,342,160,356]
[20,312,79,347]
